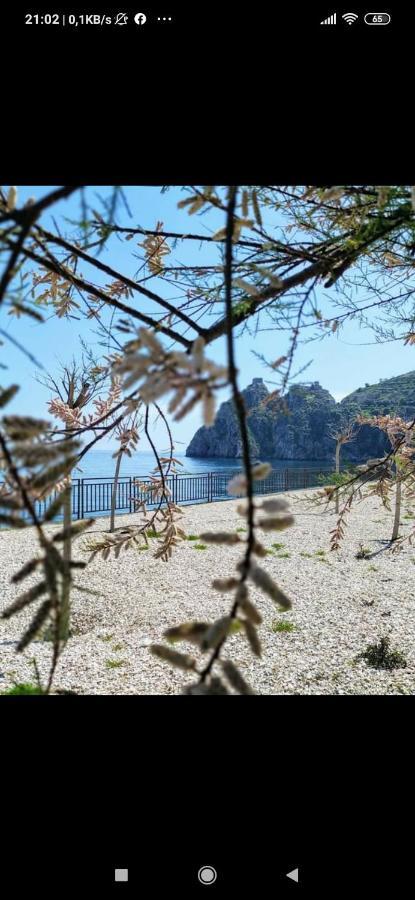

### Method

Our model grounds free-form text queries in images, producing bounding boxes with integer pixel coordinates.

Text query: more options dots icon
[114,869,128,882]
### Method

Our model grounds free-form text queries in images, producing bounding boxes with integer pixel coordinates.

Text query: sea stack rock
[185,378,268,458]
[186,371,415,462]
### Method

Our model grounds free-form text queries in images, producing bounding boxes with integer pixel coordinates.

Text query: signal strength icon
[342,12,358,24]
[320,12,336,25]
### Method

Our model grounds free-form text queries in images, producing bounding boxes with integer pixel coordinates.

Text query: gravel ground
[1,488,415,695]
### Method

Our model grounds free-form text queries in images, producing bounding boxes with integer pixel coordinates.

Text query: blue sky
[1,186,414,452]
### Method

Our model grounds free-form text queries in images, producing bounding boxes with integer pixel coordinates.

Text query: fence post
[129,477,132,513]
[80,478,84,519]
[208,471,212,502]
[284,468,288,491]
[77,479,80,520]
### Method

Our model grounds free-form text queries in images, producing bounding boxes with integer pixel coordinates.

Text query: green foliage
[277,551,291,558]
[272,542,285,550]
[314,549,329,563]
[271,619,296,633]
[1,681,44,695]
[185,534,200,540]
[193,543,207,550]
[105,659,125,669]
[317,469,358,487]
[300,551,313,558]
[355,544,371,559]
[357,637,407,670]
[342,370,415,421]
[236,527,247,533]
[232,298,254,318]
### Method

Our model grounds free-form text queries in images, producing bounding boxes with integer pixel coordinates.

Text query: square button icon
[115,869,128,882]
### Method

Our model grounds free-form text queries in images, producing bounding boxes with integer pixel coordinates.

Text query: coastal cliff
[185,372,415,461]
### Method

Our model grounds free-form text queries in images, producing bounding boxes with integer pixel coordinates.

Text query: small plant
[193,543,207,550]
[355,543,371,560]
[100,634,114,642]
[272,542,285,551]
[271,619,296,633]
[356,637,407,670]
[236,527,247,533]
[314,549,326,556]
[185,534,199,541]
[300,551,312,558]
[138,545,149,551]
[277,551,291,558]
[1,682,44,695]
[112,643,125,652]
[105,659,125,669]
[317,467,358,488]
[145,528,159,538]
[367,565,378,573]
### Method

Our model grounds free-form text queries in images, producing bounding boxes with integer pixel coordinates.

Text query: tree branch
[34,224,206,337]
[200,185,257,681]
[2,235,193,348]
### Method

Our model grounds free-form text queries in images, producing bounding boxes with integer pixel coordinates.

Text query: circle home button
[198,866,217,885]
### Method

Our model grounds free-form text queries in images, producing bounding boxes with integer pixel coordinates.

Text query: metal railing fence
[0,467,335,525]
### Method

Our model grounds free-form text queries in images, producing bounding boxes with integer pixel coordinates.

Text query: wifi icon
[342,12,358,24]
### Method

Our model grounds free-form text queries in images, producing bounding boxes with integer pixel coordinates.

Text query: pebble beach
[1,489,415,695]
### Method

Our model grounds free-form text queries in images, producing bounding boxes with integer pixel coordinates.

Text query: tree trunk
[335,441,340,514]
[391,476,402,542]
[60,472,72,641]
[110,450,123,532]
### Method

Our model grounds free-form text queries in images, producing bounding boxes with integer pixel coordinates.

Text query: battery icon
[364,13,391,24]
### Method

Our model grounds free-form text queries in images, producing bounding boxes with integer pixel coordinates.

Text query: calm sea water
[0,451,335,528]
[73,451,333,480]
